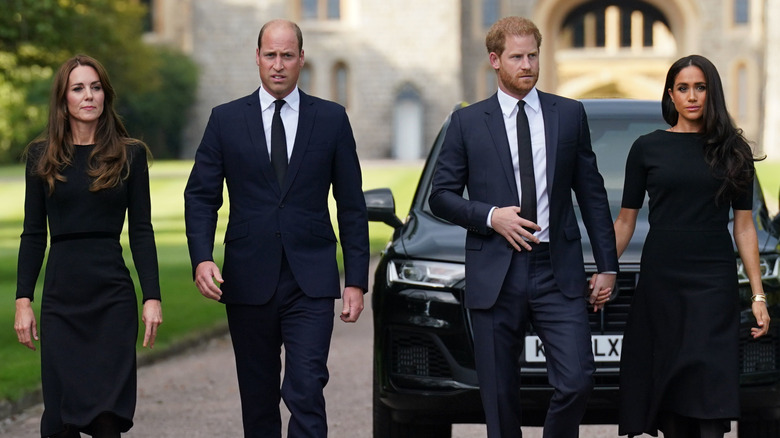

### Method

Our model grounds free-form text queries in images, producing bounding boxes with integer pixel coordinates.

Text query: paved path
[0,264,736,438]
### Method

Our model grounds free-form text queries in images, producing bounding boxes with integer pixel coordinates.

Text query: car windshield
[587,117,666,206]
[420,106,666,214]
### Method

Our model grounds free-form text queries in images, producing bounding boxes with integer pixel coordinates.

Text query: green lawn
[0,160,422,403]
[1,159,778,404]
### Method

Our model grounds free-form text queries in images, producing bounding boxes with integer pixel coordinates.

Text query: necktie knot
[274,99,286,113]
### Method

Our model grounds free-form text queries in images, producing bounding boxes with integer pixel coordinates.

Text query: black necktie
[271,99,288,188]
[516,100,537,232]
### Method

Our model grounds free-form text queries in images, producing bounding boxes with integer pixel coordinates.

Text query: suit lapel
[484,95,520,203]
[539,91,558,194]
[283,90,316,198]
[244,90,281,195]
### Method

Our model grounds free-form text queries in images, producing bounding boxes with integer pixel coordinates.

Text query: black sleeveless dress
[16,143,160,437]
[617,130,751,436]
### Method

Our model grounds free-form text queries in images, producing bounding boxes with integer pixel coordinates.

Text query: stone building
[143,0,779,162]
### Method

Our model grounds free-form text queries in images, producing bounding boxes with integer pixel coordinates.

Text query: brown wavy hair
[26,54,149,193]
[661,54,763,204]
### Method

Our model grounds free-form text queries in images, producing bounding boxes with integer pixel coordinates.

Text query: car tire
[373,368,452,438]
[738,419,780,438]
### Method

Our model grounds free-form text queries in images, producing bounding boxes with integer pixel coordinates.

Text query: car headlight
[736,254,780,285]
[387,260,465,288]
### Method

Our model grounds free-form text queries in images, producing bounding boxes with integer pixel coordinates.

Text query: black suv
[366,99,780,438]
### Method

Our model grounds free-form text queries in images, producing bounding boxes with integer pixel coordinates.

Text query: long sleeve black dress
[16,143,160,437]
[617,130,751,436]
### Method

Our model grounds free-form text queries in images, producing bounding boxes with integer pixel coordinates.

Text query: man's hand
[490,206,540,251]
[194,261,224,301]
[142,299,163,349]
[588,272,616,312]
[340,286,364,323]
[14,298,38,351]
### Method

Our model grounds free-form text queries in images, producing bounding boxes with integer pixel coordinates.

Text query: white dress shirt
[258,86,300,161]
[489,87,550,242]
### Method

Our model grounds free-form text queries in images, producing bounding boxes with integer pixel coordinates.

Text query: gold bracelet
[752,294,767,303]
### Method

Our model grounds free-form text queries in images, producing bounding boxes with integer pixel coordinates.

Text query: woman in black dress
[614,55,770,438]
[13,55,163,438]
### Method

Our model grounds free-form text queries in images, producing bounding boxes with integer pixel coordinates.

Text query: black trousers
[226,255,335,438]
[470,244,594,438]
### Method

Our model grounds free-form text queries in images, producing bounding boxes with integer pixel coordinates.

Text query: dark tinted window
[588,116,665,203]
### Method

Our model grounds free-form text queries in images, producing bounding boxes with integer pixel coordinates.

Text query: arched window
[560,1,670,51]
[299,64,313,94]
[332,62,349,107]
[392,84,424,160]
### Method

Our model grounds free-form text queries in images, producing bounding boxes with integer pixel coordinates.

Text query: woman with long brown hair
[615,55,770,438]
[14,54,162,438]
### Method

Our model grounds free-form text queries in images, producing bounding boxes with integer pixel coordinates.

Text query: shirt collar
[258,86,300,113]
[497,87,540,117]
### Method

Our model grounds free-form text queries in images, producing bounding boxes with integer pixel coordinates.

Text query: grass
[1,159,778,404]
[0,160,423,403]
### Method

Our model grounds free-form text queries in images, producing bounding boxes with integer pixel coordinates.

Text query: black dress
[617,130,751,436]
[15,143,160,437]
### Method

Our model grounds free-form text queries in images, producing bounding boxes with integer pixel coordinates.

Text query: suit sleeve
[184,109,225,276]
[16,147,48,301]
[570,102,619,273]
[429,110,494,235]
[127,144,161,302]
[331,110,370,292]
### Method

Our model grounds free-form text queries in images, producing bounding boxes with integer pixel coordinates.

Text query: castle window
[734,0,749,24]
[332,62,349,107]
[301,0,340,21]
[482,0,500,28]
[299,64,313,94]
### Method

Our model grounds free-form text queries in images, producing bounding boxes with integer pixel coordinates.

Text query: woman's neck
[69,120,97,145]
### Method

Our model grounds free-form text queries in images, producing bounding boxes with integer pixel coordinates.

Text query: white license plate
[524,335,623,363]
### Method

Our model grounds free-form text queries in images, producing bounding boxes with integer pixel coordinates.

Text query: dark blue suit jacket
[429,91,618,309]
[184,89,369,305]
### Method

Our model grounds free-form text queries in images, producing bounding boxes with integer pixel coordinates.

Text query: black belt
[51,231,120,244]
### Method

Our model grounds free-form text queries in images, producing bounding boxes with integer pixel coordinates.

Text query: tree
[0,0,197,162]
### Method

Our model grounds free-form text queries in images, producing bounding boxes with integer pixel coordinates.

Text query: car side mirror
[364,188,404,229]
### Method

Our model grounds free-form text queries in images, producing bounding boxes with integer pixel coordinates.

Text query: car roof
[581,99,662,119]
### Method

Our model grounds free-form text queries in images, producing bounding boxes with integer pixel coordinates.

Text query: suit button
[279,203,285,208]
[275,231,281,237]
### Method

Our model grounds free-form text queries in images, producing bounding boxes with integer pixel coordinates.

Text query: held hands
[142,299,163,349]
[14,298,38,351]
[340,286,364,323]
[490,206,540,251]
[194,261,224,301]
[751,301,771,338]
[588,273,616,312]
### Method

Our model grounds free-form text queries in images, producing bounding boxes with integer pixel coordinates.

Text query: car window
[587,118,666,204]
[419,113,665,214]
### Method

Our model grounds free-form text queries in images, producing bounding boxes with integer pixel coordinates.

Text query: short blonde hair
[485,16,542,55]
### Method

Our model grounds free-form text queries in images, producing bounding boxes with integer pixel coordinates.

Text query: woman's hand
[14,298,38,350]
[751,301,770,338]
[142,299,163,348]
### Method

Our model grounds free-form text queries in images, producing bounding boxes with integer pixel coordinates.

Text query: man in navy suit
[184,19,369,438]
[429,17,618,438]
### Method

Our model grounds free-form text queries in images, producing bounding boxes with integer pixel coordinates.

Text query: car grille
[740,335,779,376]
[588,272,637,334]
[391,331,452,378]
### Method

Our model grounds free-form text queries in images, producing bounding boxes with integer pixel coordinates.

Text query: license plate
[524,335,623,363]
